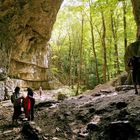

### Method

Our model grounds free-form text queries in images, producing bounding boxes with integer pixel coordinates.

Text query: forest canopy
[50,0,136,91]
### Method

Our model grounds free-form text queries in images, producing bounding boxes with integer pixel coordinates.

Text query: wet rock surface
[0,84,140,139]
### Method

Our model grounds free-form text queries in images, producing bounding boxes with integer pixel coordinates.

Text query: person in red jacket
[23,88,35,121]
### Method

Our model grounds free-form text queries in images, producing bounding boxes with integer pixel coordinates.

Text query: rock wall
[124,40,140,72]
[124,40,140,84]
[0,0,63,89]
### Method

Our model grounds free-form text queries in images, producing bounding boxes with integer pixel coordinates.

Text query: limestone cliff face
[124,40,140,72]
[0,0,63,88]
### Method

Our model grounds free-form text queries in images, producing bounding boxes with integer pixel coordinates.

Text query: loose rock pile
[0,85,140,140]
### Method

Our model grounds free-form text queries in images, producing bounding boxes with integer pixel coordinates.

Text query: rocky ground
[0,84,140,140]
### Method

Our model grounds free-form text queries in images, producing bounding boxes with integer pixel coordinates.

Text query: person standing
[11,86,23,124]
[23,88,35,121]
[39,86,43,98]
[4,87,9,100]
[128,56,140,94]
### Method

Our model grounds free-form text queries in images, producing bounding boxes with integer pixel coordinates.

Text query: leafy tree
[50,0,136,91]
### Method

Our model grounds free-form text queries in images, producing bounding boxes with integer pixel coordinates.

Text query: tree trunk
[68,33,72,86]
[123,0,127,48]
[131,0,140,39]
[101,11,107,83]
[76,14,84,95]
[110,10,120,75]
[89,0,100,84]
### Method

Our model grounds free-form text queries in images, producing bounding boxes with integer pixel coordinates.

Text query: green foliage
[50,0,136,90]
[57,92,67,101]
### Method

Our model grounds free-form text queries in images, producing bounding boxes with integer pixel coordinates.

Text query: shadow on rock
[105,120,136,140]
[21,122,40,140]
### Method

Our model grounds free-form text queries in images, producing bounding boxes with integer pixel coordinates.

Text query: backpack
[128,56,140,69]
[11,93,22,106]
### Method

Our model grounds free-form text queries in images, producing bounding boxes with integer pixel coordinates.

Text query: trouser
[30,107,34,121]
[132,70,140,94]
[12,106,22,121]
[24,107,34,121]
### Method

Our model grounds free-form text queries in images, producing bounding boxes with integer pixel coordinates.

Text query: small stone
[56,127,61,132]
[52,137,59,140]
[111,120,129,124]
[30,121,35,125]
[43,136,48,140]
[36,126,42,133]
[3,130,13,134]
[78,132,88,138]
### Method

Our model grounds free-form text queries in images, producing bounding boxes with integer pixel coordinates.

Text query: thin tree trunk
[101,11,107,82]
[76,14,84,95]
[123,0,127,49]
[68,33,72,86]
[108,36,113,79]
[89,0,100,84]
[71,29,77,89]
[110,10,120,75]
